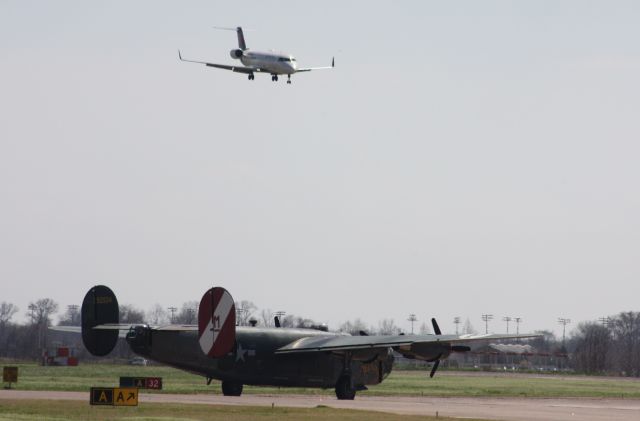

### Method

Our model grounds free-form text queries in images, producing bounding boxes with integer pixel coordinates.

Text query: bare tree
[58,305,80,326]
[26,298,58,351]
[27,298,58,326]
[0,302,18,357]
[611,311,640,377]
[119,304,145,323]
[147,304,169,325]
[235,300,257,326]
[339,318,369,336]
[175,301,198,324]
[260,309,273,327]
[462,318,477,335]
[377,318,400,335]
[0,302,18,327]
[419,321,431,335]
[571,321,611,374]
[529,330,557,353]
[280,314,296,328]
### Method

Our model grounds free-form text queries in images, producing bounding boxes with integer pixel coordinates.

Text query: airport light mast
[502,316,512,334]
[481,314,494,334]
[407,314,417,334]
[168,307,177,324]
[557,318,571,345]
[514,317,523,335]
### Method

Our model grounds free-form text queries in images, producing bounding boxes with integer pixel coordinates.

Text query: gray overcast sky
[1,1,639,337]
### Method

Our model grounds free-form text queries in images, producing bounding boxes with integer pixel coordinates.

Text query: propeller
[430,318,442,378]
[212,26,256,32]
[430,357,441,378]
[431,318,441,335]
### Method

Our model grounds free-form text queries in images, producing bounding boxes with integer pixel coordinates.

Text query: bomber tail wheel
[221,381,243,396]
[335,376,356,400]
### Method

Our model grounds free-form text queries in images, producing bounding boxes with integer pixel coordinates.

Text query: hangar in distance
[179,26,334,84]
[54,285,540,400]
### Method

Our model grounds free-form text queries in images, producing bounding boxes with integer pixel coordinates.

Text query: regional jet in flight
[179,26,334,84]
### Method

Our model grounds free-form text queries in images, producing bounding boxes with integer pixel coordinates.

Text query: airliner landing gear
[271,74,278,82]
[248,74,254,80]
[287,74,291,84]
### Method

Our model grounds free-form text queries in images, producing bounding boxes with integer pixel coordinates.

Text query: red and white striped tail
[198,287,236,358]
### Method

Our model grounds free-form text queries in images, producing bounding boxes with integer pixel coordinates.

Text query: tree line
[1,299,639,377]
[569,312,640,376]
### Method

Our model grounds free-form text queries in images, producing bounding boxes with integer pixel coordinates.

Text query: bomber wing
[275,332,540,354]
[50,323,198,338]
[178,50,258,74]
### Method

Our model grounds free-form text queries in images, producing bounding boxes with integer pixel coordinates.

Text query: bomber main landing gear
[248,74,254,80]
[335,375,356,400]
[271,74,279,82]
[221,381,243,396]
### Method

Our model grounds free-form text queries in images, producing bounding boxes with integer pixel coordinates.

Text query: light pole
[481,314,493,334]
[514,317,523,335]
[67,305,79,325]
[407,314,417,334]
[557,318,571,345]
[598,316,611,327]
[168,307,177,324]
[453,317,461,335]
[236,307,247,326]
[502,316,512,334]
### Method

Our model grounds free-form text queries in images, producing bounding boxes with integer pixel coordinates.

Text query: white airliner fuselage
[238,51,298,75]
[180,26,333,84]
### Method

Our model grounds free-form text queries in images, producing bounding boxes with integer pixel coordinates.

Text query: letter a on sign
[113,388,138,406]
[198,287,236,358]
[90,387,113,406]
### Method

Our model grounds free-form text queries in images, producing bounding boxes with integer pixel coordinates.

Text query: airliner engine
[229,49,243,59]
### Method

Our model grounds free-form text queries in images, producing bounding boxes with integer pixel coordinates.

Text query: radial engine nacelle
[229,49,243,59]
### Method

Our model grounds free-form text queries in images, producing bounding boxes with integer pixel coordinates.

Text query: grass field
[0,399,483,421]
[4,362,640,398]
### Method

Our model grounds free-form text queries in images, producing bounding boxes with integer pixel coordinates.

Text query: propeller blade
[431,318,441,335]
[430,359,440,378]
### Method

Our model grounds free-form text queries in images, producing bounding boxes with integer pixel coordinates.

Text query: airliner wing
[275,332,540,354]
[178,50,258,74]
[297,57,335,73]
